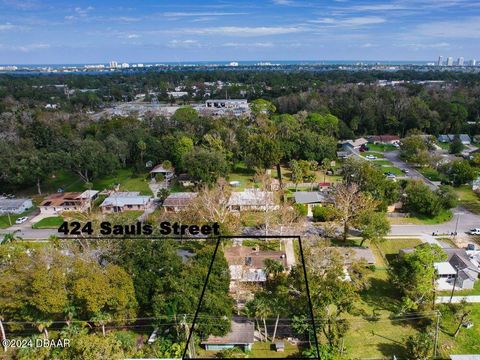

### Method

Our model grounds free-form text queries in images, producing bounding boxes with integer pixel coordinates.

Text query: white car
[15,216,28,224]
[469,228,480,235]
[365,155,377,160]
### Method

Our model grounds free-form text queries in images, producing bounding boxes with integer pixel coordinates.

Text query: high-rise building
[458,57,464,66]
[472,59,477,66]
[437,56,443,66]
[447,57,453,66]
[109,60,118,68]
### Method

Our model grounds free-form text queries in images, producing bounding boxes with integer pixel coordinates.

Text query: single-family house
[224,246,288,283]
[342,137,369,150]
[150,164,174,180]
[438,134,471,145]
[162,192,197,212]
[402,246,480,290]
[227,189,278,212]
[368,135,401,145]
[201,317,254,352]
[336,150,352,159]
[294,191,333,217]
[100,192,152,214]
[0,198,33,214]
[39,190,98,214]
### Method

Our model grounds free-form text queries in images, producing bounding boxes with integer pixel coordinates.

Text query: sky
[0,0,479,64]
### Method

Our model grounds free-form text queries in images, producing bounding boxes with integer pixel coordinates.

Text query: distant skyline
[0,0,479,64]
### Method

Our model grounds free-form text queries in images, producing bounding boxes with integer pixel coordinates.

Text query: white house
[0,198,33,214]
[100,192,152,214]
[227,189,278,212]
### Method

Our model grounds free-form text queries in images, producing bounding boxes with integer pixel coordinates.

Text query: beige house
[39,190,98,214]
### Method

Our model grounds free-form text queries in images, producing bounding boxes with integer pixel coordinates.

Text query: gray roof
[294,191,331,204]
[201,317,254,345]
[330,247,376,265]
[227,189,275,207]
[438,134,471,143]
[450,356,480,360]
[100,192,151,207]
[0,198,31,210]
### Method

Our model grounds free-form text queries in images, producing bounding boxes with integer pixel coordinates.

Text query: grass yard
[377,238,423,257]
[93,169,152,195]
[388,209,453,225]
[437,280,480,297]
[343,269,421,358]
[227,163,257,190]
[361,151,385,159]
[438,303,480,356]
[0,207,37,229]
[250,342,302,358]
[32,216,64,229]
[367,143,398,152]
[380,166,404,176]
[454,185,480,215]
[418,167,443,182]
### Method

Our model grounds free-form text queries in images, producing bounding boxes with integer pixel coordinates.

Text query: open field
[93,169,151,195]
[377,238,423,257]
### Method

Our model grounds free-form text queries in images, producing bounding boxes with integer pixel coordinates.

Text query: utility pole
[449,266,459,303]
[433,311,440,359]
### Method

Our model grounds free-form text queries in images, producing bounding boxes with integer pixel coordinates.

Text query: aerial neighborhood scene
[1,0,480,359]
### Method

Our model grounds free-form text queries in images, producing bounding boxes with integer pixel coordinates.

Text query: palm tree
[255,296,271,342]
[137,140,147,165]
[1,230,22,244]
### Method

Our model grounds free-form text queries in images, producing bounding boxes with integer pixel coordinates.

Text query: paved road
[436,296,480,304]
[390,206,480,237]
[383,150,438,189]
[0,227,57,240]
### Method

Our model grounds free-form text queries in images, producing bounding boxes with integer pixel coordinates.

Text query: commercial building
[205,99,248,109]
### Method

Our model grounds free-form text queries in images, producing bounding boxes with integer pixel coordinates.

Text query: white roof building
[434,262,457,276]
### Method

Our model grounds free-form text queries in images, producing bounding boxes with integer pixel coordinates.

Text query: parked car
[366,155,377,160]
[386,173,396,179]
[469,228,480,235]
[467,243,476,251]
[401,169,409,174]
[15,216,28,224]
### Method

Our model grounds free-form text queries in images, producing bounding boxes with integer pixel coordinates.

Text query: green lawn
[418,167,443,181]
[32,216,64,229]
[377,238,423,257]
[93,169,152,195]
[379,166,404,176]
[0,207,37,229]
[367,143,398,152]
[250,342,302,358]
[372,160,393,166]
[344,269,421,358]
[227,163,257,190]
[411,208,453,225]
[437,280,480,297]
[438,303,480,356]
[454,185,480,215]
[361,151,385,158]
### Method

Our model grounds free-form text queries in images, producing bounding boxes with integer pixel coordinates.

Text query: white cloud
[311,16,386,27]
[175,26,304,36]
[162,12,247,17]
[126,34,140,39]
[272,0,295,5]
[0,22,15,31]
[398,42,451,49]
[223,42,275,47]
[360,42,378,48]
[349,4,408,11]
[167,39,201,48]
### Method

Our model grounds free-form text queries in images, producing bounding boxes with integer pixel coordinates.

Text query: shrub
[312,205,336,222]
